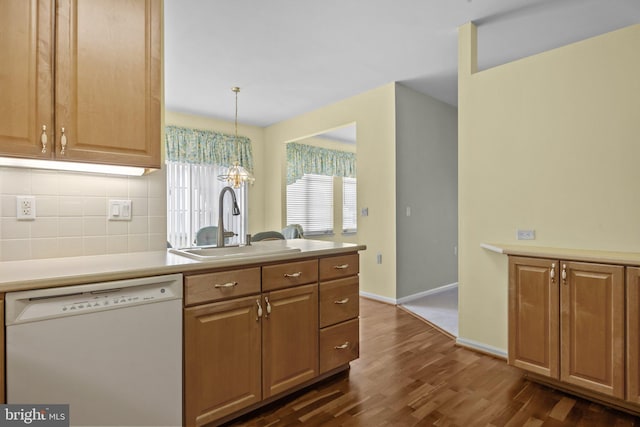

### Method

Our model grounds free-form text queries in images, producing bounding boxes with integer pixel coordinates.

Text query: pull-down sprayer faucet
[217,186,241,247]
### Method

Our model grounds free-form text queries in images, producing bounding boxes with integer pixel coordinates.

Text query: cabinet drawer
[262,259,318,291]
[184,268,261,306]
[319,253,359,281]
[320,277,359,328]
[320,318,359,374]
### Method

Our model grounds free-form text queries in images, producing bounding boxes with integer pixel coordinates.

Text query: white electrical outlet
[517,229,535,240]
[17,195,36,220]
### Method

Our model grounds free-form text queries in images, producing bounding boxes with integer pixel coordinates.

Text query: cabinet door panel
[263,284,318,398]
[55,0,161,167]
[0,0,53,158]
[184,295,262,427]
[627,267,640,404]
[560,261,624,398]
[508,257,559,378]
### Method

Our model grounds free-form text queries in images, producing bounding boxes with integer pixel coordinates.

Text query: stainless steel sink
[169,244,301,261]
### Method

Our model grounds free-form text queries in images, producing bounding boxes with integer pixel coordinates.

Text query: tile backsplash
[0,166,167,261]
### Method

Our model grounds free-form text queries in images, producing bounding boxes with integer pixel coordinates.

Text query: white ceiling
[164,0,640,128]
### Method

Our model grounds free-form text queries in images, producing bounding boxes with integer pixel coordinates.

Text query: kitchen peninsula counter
[0,239,366,293]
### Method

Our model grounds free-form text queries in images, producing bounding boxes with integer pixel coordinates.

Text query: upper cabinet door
[0,0,54,159]
[55,0,161,168]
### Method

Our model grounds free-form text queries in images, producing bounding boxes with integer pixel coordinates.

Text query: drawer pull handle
[334,342,350,350]
[550,263,556,283]
[214,281,238,289]
[334,298,349,304]
[265,296,271,317]
[284,272,302,278]
[562,264,567,285]
[334,264,349,270]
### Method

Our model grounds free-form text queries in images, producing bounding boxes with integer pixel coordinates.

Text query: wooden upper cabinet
[560,261,624,399]
[0,0,54,159]
[55,0,161,168]
[508,256,559,379]
[0,0,161,168]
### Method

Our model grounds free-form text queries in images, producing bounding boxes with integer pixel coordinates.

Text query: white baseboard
[396,282,458,305]
[455,337,507,359]
[359,290,397,305]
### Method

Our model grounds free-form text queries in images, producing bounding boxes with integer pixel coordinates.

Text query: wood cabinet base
[526,373,640,417]
[207,364,352,427]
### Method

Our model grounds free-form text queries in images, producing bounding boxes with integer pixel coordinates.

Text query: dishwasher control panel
[5,274,183,325]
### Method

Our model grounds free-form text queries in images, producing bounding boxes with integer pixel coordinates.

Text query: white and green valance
[165,125,254,172]
[286,142,356,185]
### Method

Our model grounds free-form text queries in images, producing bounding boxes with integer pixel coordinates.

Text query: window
[166,162,247,248]
[286,174,333,235]
[342,177,357,233]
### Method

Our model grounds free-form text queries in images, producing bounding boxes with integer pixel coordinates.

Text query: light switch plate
[108,200,132,221]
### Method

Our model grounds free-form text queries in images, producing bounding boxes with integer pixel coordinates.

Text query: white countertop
[481,242,640,266]
[0,239,366,293]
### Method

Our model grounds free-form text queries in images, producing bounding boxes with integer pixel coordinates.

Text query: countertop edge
[481,242,640,266]
[0,240,367,293]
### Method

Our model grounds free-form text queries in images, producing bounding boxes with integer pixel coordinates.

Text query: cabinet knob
[60,127,67,155]
[40,125,48,153]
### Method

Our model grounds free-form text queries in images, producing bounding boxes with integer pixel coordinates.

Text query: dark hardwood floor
[224,298,639,426]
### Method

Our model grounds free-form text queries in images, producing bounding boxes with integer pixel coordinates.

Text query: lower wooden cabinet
[184,295,262,426]
[508,257,559,378]
[262,284,318,398]
[509,256,625,401]
[320,318,359,373]
[183,253,360,426]
[627,267,640,404]
[561,261,624,398]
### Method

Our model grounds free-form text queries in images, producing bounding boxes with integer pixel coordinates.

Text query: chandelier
[218,87,255,188]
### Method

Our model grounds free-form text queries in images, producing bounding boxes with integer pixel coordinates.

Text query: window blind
[166,161,247,248]
[286,174,333,235]
[342,177,357,232]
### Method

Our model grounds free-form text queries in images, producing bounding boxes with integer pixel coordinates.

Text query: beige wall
[264,83,397,299]
[458,23,640,351]
[165,111,267,234]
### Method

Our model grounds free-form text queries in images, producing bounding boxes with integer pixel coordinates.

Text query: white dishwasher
[5,273,183,427]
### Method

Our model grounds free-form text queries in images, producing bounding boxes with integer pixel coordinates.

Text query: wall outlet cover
[17,195,36,220]
[516,229,535,240]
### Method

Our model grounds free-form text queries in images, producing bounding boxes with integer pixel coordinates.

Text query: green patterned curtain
[286,142,356,185]
[165,125,254,172]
